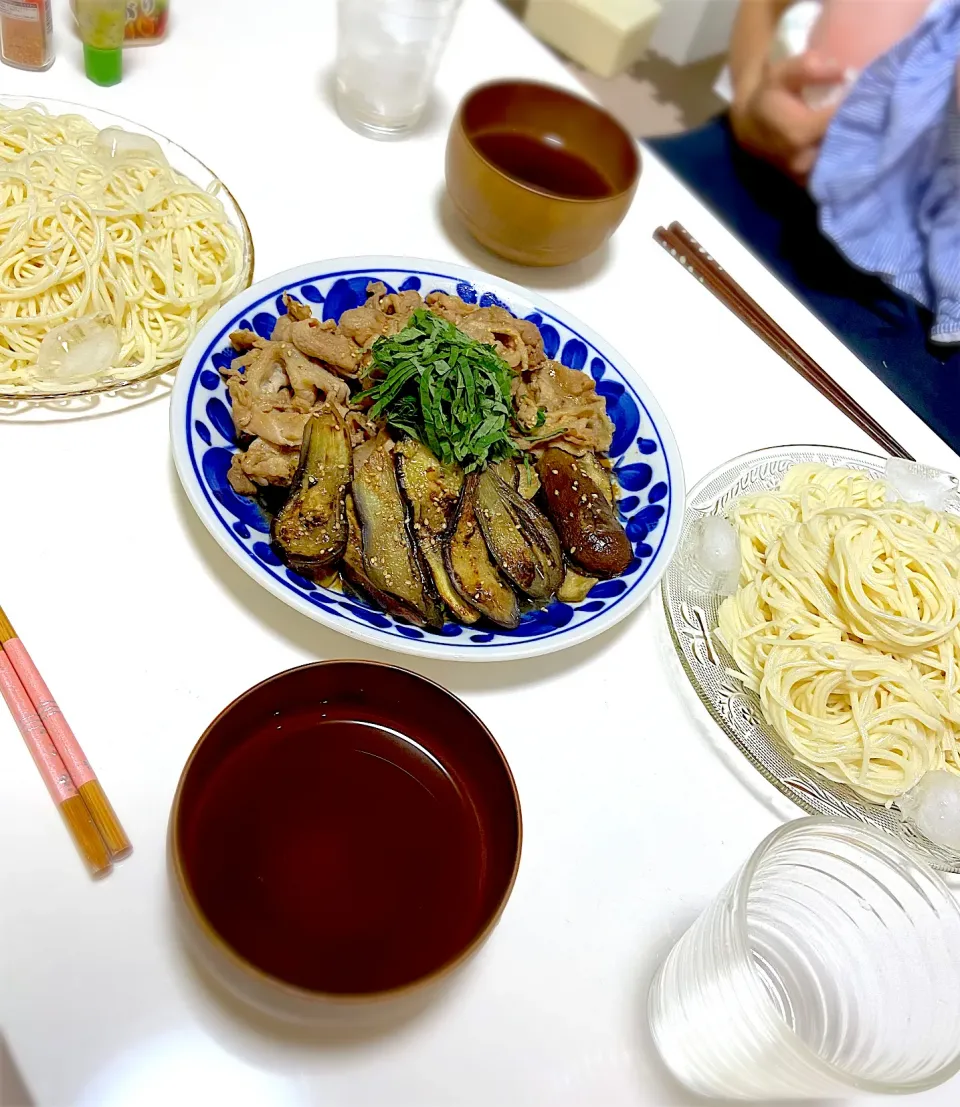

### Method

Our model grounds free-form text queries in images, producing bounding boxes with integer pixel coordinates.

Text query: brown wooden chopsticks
[653,221,913,460]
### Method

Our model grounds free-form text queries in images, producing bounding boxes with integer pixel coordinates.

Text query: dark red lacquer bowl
[170,661,521,1010]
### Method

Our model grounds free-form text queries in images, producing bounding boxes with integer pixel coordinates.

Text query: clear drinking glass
[648,818,960,1100]
[335,0,462,139]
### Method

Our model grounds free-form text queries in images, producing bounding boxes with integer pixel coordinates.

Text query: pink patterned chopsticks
[0,605,130,875]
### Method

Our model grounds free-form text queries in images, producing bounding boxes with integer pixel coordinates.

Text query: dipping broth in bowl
[446,80,640,265]
[170,662,521,1004]
[471,131,615,200]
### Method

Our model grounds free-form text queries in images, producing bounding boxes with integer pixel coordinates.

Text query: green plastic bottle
[76,0,126,86]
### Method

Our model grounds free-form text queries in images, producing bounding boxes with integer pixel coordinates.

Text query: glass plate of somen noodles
[662,444,960,871]
[0,96,253,400]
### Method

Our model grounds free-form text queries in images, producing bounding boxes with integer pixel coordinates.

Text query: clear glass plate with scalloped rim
[662,443,960,872]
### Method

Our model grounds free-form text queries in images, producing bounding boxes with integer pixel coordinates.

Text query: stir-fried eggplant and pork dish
[223,283,632,630]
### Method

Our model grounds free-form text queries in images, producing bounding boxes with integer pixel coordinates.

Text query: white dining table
[1,2,958,1105]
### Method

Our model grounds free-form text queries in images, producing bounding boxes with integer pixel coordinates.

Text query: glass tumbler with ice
[335,0,463,139]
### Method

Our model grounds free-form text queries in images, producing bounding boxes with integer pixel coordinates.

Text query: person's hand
[730,53,845,181]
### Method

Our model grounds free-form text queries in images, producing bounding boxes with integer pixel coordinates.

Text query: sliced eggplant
[492,458,519,491]
[352,437,442,627]
[517,458,541,501]
[538,447,632,576]
[396,439,480,625]
[577,452,614,505]
[493,457,540,501]
[445,477,520,629]
[271,412,351,572]
[341,494,427,625]
[474,469,563,601]
[397,438,464,535]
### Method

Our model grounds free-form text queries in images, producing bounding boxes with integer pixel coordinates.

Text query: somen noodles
[0,102,244,389]
[717,464,960,805]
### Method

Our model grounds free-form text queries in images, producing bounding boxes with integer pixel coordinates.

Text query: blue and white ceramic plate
[171,258,685,661]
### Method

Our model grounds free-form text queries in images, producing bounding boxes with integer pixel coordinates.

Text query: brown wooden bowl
[446,79,640,266]
[169,661,521,1017]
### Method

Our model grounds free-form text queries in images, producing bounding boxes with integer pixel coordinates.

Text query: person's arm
[727,0,843,180]
[809,0,930,72]
[729,0,793,110]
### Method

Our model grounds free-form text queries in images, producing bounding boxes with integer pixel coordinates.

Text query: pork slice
[232,344,289,395]
[229,329,260,351]
[456,306,530,371]
[344,408,378,448]
[227,374,309,447]
[283,294,314,322]
[339,284,424,345]
[381,290,423,317]
[513,360,613,455]
[278,342,351,407]
[229,438,299,492]
[270,314,295,343]
[227,453,258,496]
[223,335,358,450]
[287,318,361,374]
[425,291,476,324]
[338,301,387,346]
[425,294,544,368]
[240,338,351,405]
[514,315,545,368]
[364,281,388,306]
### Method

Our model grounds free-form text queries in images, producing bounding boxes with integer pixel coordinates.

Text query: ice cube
[885,458,958,511]
[35,317,120,384]
[681,514,740,596]
[898,771,960,850]
[94,127,167,167]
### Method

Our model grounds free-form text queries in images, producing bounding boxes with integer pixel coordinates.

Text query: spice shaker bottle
[0,0,54,71]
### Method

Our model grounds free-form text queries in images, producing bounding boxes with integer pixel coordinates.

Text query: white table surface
[1,2,958,1105]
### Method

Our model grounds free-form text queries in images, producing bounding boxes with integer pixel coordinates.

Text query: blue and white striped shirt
[810,0,960,343]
